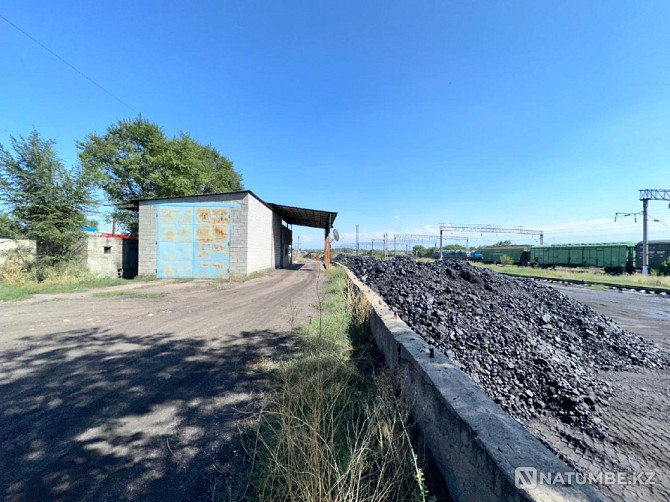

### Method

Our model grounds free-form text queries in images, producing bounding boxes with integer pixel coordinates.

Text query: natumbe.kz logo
[515,467,655,489]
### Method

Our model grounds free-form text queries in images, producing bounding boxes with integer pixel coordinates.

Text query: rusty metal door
[156,203,232,279]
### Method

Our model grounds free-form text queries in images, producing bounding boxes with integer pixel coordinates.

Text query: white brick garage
[134,191,336,278]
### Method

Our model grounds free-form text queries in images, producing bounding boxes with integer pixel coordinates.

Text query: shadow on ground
[0,327,293,501]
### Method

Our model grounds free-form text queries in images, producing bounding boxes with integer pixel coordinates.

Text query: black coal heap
[343,256,668,436]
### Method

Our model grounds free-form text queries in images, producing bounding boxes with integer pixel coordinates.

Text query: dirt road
[0,263,322,501]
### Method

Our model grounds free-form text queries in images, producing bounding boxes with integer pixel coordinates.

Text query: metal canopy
[268,203,337,230]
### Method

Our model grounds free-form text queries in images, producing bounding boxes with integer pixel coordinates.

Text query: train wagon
[634,240,670,270]
[433,250,468,260]
[530,243,636,274]
[480,246,530,265]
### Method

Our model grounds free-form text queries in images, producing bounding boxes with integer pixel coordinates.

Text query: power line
[0,12,137,113]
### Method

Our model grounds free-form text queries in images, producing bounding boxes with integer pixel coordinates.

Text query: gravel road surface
[0,263,321,501]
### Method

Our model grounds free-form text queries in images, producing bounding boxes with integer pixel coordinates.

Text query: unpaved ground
[550,283,670,350]
[528,283,670,501]
[0,263,323,501]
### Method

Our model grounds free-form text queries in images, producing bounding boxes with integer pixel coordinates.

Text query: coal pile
[344,256,668,436]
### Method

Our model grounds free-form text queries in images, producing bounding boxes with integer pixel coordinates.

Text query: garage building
[132,191,337,279]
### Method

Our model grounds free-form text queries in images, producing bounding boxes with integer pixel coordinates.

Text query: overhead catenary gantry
[639,189,670,275]
[439,223,544,258]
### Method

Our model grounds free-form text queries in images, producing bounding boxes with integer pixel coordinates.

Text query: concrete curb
[341,265,603,502]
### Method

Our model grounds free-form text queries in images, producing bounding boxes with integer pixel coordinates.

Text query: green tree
[495,240,512,246]
[0,212,20,238]
[78,116,243,235]
[0,130,98,262]
[412,245,426,256]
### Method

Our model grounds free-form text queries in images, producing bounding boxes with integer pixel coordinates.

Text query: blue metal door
[193,206,231,278]
[156,204,231,279]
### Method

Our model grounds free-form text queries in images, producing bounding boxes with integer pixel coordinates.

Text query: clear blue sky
[2,1,669,248]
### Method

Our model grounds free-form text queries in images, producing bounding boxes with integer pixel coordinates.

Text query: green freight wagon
[480,246,530,265]
[635,240,670,270]
[530,243,636,274]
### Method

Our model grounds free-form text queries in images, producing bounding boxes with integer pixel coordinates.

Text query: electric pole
[639,189,670,275]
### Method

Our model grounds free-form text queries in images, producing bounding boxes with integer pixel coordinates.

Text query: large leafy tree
[0,130,99,261]
[77,116,243,235]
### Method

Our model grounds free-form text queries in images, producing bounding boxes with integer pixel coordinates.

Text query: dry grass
[244,267,432,502]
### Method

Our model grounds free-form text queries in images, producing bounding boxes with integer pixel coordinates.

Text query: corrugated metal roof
[268,203,337,229]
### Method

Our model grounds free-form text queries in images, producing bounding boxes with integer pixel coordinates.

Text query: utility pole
[639,189,670,275]
[356,224,359,255]
[643,199,649,275]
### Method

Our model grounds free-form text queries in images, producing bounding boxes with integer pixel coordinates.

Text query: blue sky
[1,1,669,248]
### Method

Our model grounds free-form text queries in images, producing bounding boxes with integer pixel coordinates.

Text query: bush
[500,254,514,266]
[657,258,670,276]
[0,248,35,285]
[0,248,93,286]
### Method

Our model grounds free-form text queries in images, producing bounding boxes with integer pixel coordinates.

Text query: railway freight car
[480,246,530,265]
[635,240,670,270]
[530,243,636,274]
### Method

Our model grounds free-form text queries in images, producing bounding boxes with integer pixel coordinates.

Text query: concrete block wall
[138,205,157,276]
[85,235,124,278]
[342,266,602,502]
[246,194,277,274]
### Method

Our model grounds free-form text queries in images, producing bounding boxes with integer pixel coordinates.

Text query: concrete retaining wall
[342,266,602,502]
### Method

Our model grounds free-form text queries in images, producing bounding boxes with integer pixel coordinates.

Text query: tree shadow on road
[0,326,294,501]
